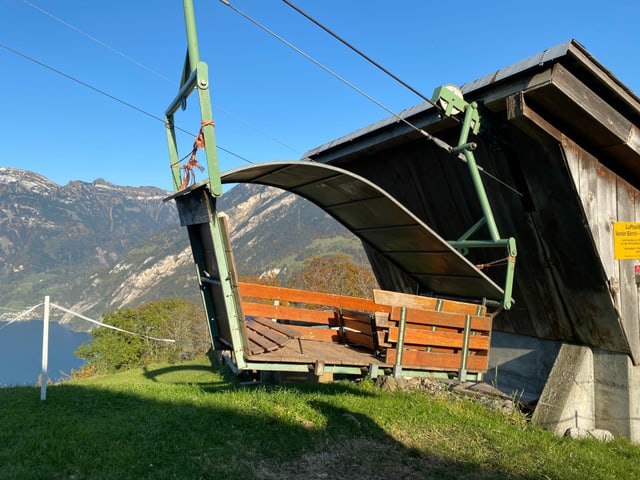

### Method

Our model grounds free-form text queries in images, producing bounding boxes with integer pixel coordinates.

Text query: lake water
[0,320,90,386]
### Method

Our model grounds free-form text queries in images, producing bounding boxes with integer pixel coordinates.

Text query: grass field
[1,356,639,479]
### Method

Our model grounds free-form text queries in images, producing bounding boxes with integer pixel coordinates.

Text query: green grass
[1,357,639,479]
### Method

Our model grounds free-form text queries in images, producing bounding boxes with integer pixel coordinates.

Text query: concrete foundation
[533,344,640,443]
[593,349,640,443]
[531,344,595,434]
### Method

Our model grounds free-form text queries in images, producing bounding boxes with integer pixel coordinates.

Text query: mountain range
[0,167,367,328]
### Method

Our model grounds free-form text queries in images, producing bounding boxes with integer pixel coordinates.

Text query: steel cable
[219,1,521,196]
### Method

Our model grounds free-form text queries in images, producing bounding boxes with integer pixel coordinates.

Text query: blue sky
[1,0,639,191]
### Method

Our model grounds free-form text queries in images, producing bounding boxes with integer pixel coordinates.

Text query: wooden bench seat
[237,282,494,375]
[374,289,492,374]
[238,282,388,347]
[245,317,301,355]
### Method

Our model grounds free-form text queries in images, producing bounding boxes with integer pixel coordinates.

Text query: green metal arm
[432,86,517,310]
[165,0,222,196]
[165,0,244,368]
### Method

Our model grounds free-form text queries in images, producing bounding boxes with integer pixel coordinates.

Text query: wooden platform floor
[245,338,389,367]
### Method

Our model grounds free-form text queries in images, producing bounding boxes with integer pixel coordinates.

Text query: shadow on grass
[141,350,237,390]
[0,372,570,480]
[142,363,226,383]
[140,350,379,398]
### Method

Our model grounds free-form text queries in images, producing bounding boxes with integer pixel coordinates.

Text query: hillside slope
[0,167,178,314]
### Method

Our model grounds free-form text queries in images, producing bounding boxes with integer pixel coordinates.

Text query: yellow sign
[614,222,640,260]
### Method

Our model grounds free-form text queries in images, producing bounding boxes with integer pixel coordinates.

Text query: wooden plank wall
[339,131,634,356]
[563,137,640,361]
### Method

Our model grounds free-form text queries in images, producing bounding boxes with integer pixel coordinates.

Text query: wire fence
[0,303,43,332]
[0,302,177,343]
[1,297,188,400]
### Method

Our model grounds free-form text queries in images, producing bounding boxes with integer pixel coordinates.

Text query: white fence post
[40,296,50,401]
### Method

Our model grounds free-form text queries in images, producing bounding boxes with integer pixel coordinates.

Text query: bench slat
[252,317,300,338]
[343,330,376,350]
[389,306,491,332]
[285,325,340,342]
[387,327,489,351]
[239,282,386,312]
[243,302,333,325]
[386,349,489,372]
[375,289,486,316]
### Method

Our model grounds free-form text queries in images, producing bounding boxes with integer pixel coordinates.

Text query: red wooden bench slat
[387,327,490,351]
[243,302,333,325]
[374,289,487,316]
[389,306,492,332]
[239,282,388,312]
[386,349,489,372]
[285,325,340,342]
[343,330,375,350]
[252,317,300,338]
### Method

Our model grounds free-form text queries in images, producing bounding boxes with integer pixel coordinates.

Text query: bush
[289,254,378,298]
[75,299,210,374]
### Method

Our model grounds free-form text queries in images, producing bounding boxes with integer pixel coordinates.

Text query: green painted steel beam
[459,314,472,382]
[195,62,222,196]
[182,0,201,70]
[239,361,481,381]
[205,212,248,369]
[448,239,512,249]
[166,2,240,374]
[431,85,518,310]
[165,0,222,196]
[165,113,182,192]
[166,69,197,117]
[395,307,408,368]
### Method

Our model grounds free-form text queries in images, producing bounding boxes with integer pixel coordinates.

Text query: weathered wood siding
[336,126,634,360]
[563,138,640,361]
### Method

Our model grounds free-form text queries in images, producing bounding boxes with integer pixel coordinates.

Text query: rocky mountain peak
[0,167,58,196]
[1,169,367,328]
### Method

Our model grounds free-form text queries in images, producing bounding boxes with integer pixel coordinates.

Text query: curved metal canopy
[221,161,504,303]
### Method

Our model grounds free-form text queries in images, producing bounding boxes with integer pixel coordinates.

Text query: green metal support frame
[431,86,517,310]
[223,354,484,382]
[165,0,222,196]
[165,0,244,365]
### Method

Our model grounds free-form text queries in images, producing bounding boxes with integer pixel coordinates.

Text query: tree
[289,254,378,298]
[75,299,210,374]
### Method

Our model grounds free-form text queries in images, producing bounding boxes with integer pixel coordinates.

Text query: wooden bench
[374,289,492,374]
[238,283,494,376]
[238,282,389,350]
[245,317,301,355]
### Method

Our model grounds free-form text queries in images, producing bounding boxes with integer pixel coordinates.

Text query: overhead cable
[219,1,521,196]
[281,0,438,108]
[0,42,253,165]
[0,303,43,331]
[21,0,174,84]
[21,0,299,156]
[219,0,447,148]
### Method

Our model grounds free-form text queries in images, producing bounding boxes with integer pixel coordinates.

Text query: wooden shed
[303,39,640,365]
